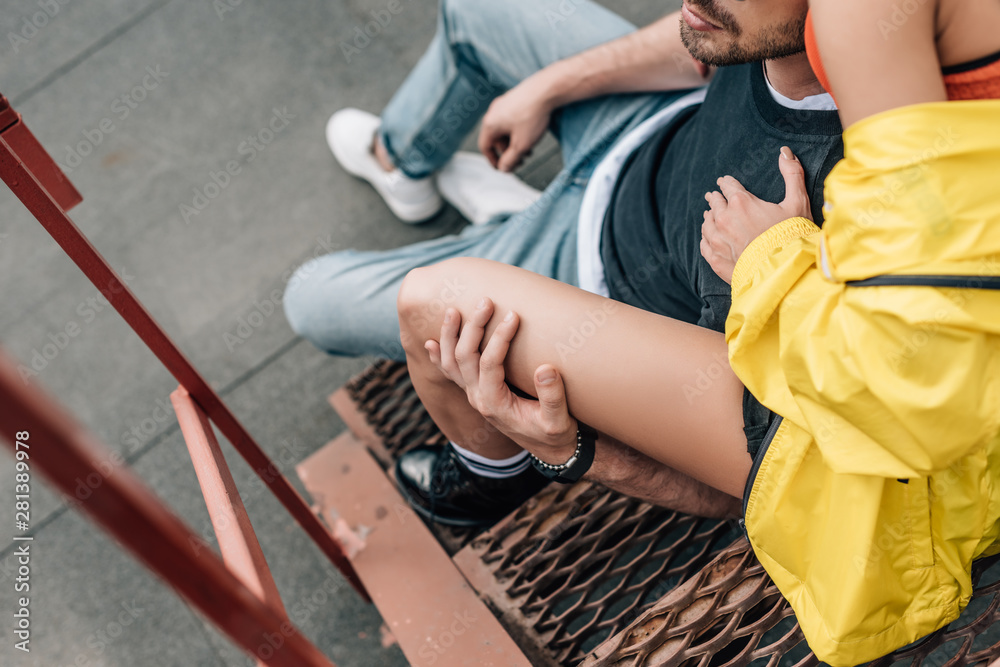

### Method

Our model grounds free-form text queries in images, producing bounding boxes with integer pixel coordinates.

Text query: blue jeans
[284,0,685,360]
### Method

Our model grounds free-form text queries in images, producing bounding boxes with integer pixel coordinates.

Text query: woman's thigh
[399,257,752,497]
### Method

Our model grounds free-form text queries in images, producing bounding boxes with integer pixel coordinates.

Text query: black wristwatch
[529,421,597,484]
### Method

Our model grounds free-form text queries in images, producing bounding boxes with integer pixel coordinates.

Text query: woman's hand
[425,298,579,464]
[700,147,812,284]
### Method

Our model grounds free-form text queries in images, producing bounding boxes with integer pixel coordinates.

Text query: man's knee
[397,258,474,352]
[283,260,321,339]
[282,253,368,350]
[441,0,490,28]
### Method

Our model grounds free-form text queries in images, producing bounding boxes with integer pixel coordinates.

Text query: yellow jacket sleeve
[726,102,1000,479]
[727,217,821,430]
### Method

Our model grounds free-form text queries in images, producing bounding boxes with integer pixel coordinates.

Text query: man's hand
[425,298,579,464]
[476,10,717,173]
[478,74,555,172]
[700,147,812,283]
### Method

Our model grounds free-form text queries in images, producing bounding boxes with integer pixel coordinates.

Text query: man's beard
[680,15,806,67]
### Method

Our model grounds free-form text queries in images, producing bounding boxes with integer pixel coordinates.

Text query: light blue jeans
[284,0,688,360]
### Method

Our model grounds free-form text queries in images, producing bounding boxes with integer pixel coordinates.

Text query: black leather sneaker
[394,444,550,527]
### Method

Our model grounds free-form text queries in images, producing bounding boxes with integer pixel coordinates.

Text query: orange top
[942,52,1000,100]
[804,9,1000,101]
[803,12,832,97]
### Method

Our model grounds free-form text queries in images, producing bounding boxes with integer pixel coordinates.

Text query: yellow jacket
[727,101,1000,666]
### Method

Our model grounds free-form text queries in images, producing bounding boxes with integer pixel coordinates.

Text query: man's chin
[680,25,732,67]
[681,44,737,68]
[680,21,805,67]
[682,39,785,68]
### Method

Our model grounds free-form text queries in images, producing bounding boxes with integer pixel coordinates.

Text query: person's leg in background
[281,152,589,362]
[288,0,688,362]
[326,0,640,222]
[376,0,640,177]
[283,73,685,362]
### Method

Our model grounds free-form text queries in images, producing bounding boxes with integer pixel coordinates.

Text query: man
[284,0,842,525]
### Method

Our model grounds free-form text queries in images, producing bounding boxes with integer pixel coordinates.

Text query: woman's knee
[397,258,482,350]
[397,264,447,353]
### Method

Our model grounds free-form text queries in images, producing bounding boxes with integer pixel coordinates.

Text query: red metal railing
[0,350,335,667]
[0,92,366,665]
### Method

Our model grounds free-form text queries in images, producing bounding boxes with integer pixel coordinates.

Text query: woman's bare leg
[397,258,752,500]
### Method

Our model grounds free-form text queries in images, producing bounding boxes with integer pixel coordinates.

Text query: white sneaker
[325,108,443,224]
[436,152,543,225]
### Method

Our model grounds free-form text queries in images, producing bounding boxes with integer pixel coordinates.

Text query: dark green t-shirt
[601,62,844,332]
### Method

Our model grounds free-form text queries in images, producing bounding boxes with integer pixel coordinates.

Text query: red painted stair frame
[0,92,365,600]
[0,92,369,664]
[0,349,336,667]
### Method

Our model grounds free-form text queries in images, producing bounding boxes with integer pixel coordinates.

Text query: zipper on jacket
[739,415,783,539]
[846,275,1000,289]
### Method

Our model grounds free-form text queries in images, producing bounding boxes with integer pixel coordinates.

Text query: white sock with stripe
[450,441,530,479]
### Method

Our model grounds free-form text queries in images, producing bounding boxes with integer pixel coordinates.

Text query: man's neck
[763,52,826,100]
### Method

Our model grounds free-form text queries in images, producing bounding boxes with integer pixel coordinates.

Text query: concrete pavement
[0,0,664,665]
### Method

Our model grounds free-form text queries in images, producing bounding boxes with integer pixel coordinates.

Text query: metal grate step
[331,360,1000,667]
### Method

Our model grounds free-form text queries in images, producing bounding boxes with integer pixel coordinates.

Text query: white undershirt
[763,64,837,111]
[576,65,837,296]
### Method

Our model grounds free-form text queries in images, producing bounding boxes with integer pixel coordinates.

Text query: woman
[397,0,1000,662]
[694,0,1000,661]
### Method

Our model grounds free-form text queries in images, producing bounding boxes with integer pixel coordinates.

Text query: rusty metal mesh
[582,539,800,667]
[341,361,739,662]
[586,544,1000,667]
[340,361,1000,667]
[344,359,448,464]
[459,482,738,666]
